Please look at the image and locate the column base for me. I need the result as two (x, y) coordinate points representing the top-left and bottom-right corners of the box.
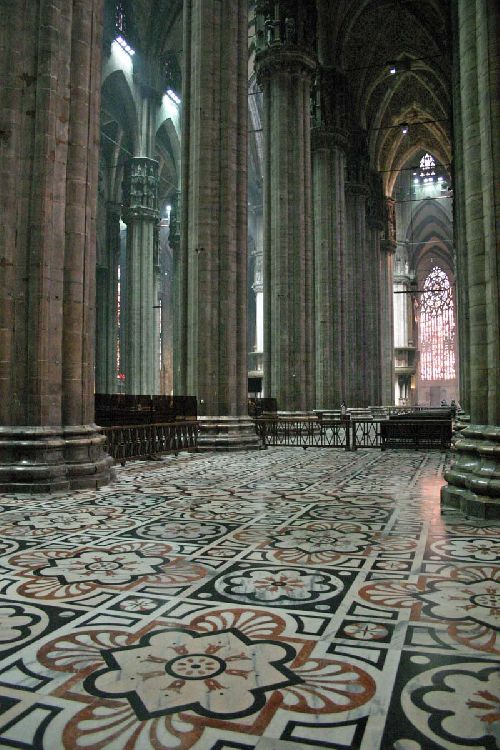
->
(197, 416), (261, 451)
(441, 424), (500, 520)
(0, 425), (115, 493)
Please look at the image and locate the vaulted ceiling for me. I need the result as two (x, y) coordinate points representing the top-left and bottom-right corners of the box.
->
(250, 0), (452, 196)
(108, 1), (452, 199)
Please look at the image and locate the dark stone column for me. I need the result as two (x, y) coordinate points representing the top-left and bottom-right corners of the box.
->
(311, 68), (348, 408)
(380, 197), (397, 406)
(255, 1), (317, 411)
(450, 3), (470, 415)
(122, 157), (160, 394)
(345, 141), (370, 406)
(95, 202), (120, 393)
(365, 171), (385, 406)
(0, 0), (113, 491)
(442, 0), (500, 518)
(175, 0), (259, 449)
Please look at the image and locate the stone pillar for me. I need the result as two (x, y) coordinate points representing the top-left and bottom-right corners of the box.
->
(380, 198), (397, 405)
(379, 246), (396, 406)
(442, 0), (500, 518)
(175, 0), (259, 449)
(451, 5), (471, 415)
(0, 0), (113, 491)
(256, 8), (316, 411)
(345, 144), (369, 406)
(365, 224), (383, 405)
(311, 68), (348, 408)
(168, 191), (181, 395)
(364, 171), (385, 406)
(95, 202), (120, 393)
(393, 268), (414, 405)
(364, 238), (382, 401)
(122, 157), (159, 394)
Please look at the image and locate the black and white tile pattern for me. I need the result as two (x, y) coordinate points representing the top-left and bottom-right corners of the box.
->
(0, 447), (498, 750)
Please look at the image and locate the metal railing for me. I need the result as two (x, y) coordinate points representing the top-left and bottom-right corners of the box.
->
(351, 419), (382, 449)
(256, 416), (385, 450)
(101, 420), (198, 464)
(257, 415), (453, 452)
(256, 417), (351, 449)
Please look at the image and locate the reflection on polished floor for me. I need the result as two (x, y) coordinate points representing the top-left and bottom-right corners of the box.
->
(0, 448), (498, 750)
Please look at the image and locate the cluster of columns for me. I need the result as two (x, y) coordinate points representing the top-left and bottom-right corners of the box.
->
(442, 0), (500, 517)
(255, 1), (392, 411)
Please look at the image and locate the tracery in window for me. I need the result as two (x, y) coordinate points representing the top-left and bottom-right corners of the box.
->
(419, 266), (455, 381)
(419, 152), (436, 177)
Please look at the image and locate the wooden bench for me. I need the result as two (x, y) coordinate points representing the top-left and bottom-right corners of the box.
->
(380, 418), (452, 450)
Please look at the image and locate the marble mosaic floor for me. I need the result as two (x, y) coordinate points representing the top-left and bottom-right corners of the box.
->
(0, 448), (498, 750)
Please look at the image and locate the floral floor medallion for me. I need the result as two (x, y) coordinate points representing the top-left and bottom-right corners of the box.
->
(0, 448), (497, 749)
(86, 626), (299, 720)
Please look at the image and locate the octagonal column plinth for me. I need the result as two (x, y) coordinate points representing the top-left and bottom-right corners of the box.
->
(0, 426), (113, 493)
(442, 426), (500, 519)
(197, 417), (264, 452)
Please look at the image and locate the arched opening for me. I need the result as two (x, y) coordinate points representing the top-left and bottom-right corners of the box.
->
(392, 149), (455, 406)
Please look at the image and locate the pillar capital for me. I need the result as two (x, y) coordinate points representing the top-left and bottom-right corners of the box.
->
(311, 65), (349, 131)
(168, 190), (181, 253)
(252, 252), (263, 295)
(106, 200), (122, 217)
(345, 180), (369, 197)
(346, 137), (370, 188)
(311, 125), (348, 152)
(122, 157), (160, 223)
(382, 195), (397, 247)
(254, 0), (317, 57)
(366, 170), (385, 230)
(380, 238), (397, 254)
(256, 47), (316, 86)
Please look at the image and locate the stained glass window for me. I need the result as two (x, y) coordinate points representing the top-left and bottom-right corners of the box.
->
(419, 266), (455, 381)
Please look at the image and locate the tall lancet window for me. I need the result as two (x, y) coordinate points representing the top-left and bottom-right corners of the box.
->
(419, 266), (456, 381)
